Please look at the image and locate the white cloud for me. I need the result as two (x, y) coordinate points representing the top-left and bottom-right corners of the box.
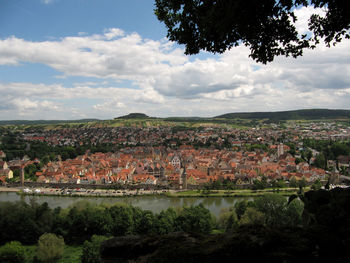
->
(293, 6), (326, 36)
(104, 28), (125, 40)
(41, 0), (54, 4)
(0, 12), (350, 119)
(0, 31), (188, 82)
(93, 100), (125, 111)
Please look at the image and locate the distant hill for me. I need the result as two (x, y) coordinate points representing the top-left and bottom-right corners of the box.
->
(116, 113), (149, 119)
(0, 119), (99, 126)
(215, 109), (350, 121)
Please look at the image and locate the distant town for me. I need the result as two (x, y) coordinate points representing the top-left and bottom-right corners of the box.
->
(1, 117), (350, 190)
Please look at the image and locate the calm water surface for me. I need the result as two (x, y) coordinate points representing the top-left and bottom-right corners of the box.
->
(0, 192), (251, 217)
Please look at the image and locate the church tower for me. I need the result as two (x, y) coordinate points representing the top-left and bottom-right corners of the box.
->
(277, 143), (284, 157)
(181, 165), (187, 189)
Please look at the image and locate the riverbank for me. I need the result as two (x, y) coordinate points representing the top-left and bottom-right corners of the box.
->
(2, 186), (173, 198)
(0, 186), (307, 198)
(0, 186), (20, 192)
(167, 187), (309, 197)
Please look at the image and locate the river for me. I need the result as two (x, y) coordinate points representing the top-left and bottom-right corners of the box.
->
(0, 192), (252, 217)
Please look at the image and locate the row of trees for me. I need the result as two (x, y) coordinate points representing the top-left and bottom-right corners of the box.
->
(0, 194), (304, 262)
(0, 194), (304, 246)
(2, 188), (349, 262)
(218, 194), (303, 230)
(0, 200), (214, 246)
(0, 132), (117, 163)
(303, 139), (350, 171)
(202, 176), (318, 191)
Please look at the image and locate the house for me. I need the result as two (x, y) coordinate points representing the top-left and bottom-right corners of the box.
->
(0, 150), (6, 160)
(0, 168), (13, 179)
(0, 176), (6, 185)
(186, 169), (208, 184)
(187, 174), (199, 185)
(338, 155), (350, 168)
(217, 160), (231, 173)
(171, 155), (181, 168)
(167, 173), (180, 184)
(133, 174), (157, 185)
(0, 161), (8, 170)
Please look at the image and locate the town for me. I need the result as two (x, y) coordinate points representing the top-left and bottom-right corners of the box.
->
(1, 120), (349, 190)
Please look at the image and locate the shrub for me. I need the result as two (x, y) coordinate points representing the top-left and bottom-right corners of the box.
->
(0, 241), (25, 263)
(240, 207), (265, 226)
(81, 235), (109, 263)
(36, 233), (65, 263)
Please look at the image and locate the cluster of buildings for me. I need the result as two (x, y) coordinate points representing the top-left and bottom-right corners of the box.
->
(30, 144), (328, 188)
(1, 121), (349, 188)
(21, 122), (350, 149)
(0, 151), (39, 184)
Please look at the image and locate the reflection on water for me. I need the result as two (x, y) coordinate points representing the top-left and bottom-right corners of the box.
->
(0, 192), (252, 217)
(223, 197), (235, 205)
(214, 198), (222, 207)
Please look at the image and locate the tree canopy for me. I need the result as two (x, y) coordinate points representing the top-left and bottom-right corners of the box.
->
(155, 0), (350, 63)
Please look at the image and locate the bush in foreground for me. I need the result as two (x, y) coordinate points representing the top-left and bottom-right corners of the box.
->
(36, 233), (65, 263)
(0, 241), (25, 263)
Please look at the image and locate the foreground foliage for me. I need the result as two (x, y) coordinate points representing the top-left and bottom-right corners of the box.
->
(81, 235), (108, 263)
(36, 233), (65, 263)
(155, 1), (350, 63)
(100, 188), (350, 262)
(0, 241), (25, 263)
(0, 188), (349, 262)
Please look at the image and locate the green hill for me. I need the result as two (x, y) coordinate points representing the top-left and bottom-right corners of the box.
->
(215, 109), (350, 121)
(0, 119), (99, 126)
(116, 113), (150, 119)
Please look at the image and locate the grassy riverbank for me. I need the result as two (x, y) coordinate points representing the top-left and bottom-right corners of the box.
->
(14, 188), (170, 198)
(167, 187), (309, 197)
(2, 186), (309, 198)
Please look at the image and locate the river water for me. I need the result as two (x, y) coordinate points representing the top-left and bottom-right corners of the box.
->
(0, 192), (251, 217)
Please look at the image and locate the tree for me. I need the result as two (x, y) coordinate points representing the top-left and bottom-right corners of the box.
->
(253, 194), (302, 227)
(239, 207), (265, 226)
(311, 179), (322, 190)
(298, 177), (307, 189)
(108, 205), (134, 236)
(36, 233), (65, 263)
(0, 201), (48, 244)
(0, 241), (25, 263)
(25, 163), (38, 180)
(137, 210), (156, 235)
(314, 153), (326, 169)
(81, 235), (109, 263)
(284, 198), (304, 226)
(155, 0), (350, 63)
(252, 176), (268, 190)
(175, 204), (214, 234)
(272, 179), (286, 188)
(218, 208), (238, 231)
(156, 208), (177, 235)
(289, 176), (298, 188)
(234, 200), (248, 220)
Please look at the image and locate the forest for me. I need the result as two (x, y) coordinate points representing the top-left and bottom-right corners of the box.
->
(0, 188), (349, 262)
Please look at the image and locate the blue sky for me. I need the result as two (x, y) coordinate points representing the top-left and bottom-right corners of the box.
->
(0, 0), (350, 120)
(0, 0), (167, 85)
(1, 0), (164, 39)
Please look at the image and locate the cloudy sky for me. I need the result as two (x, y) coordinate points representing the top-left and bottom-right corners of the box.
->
(0, 0), (349, 120)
